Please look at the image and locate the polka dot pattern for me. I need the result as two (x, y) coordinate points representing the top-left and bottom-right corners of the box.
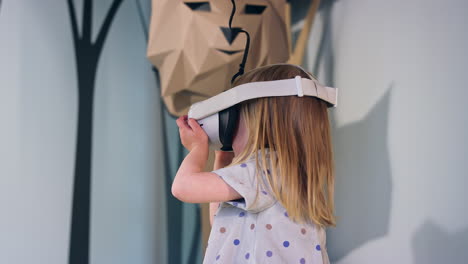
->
(207, 159), (328, 263)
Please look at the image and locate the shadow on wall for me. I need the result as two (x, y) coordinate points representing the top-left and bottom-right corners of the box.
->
(327, 88), (393, 262)
(304, 0), (394, 261)
(412, 220), (468, 263)
(289, 0), (314, 25)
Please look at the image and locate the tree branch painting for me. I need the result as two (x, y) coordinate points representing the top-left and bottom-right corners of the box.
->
(67, 1), (124, 263)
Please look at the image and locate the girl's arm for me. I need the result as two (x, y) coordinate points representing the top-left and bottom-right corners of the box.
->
(172, 116), (241, 204)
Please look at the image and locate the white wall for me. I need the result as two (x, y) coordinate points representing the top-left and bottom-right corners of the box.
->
(0, 1), (166, 263)
(306, 0), (468, 263)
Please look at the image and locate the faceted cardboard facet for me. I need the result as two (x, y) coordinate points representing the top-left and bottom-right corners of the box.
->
(147, 0), (290, 116)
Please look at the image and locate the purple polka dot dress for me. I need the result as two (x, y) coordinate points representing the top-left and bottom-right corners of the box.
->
(203, 154), (329, 264)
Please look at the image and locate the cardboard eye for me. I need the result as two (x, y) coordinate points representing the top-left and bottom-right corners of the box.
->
(184, 2), (211, 12)
(244, 4), (267, 14)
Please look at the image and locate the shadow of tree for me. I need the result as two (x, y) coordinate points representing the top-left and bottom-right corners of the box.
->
(412, 220), (468, 264)
(327, 88), (393, 262)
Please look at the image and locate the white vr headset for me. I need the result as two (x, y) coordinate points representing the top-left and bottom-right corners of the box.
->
(188, 71), (338, 151)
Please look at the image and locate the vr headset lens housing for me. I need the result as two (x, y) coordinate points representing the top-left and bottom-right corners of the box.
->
(197, 106), (240, 151)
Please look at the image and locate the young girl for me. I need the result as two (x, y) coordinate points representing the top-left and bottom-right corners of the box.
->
(173, 64), (335, 263)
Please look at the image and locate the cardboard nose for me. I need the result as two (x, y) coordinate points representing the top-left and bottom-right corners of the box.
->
(220, 27), (242, 45)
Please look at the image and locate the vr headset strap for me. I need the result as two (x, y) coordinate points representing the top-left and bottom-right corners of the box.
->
(189, 77), (337, 120)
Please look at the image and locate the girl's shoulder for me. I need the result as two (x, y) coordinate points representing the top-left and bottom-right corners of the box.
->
(212, 154), (276, 213)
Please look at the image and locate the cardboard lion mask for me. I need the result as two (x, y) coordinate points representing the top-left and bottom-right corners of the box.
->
(147, 0), (320, 116)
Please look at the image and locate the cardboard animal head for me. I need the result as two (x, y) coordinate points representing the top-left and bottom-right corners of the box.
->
(147, 0), (290, 116)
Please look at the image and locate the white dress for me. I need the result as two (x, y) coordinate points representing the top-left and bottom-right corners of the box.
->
(203, 153), (329, 264)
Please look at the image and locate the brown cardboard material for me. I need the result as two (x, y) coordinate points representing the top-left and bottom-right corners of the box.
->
(148, 0), (291, 116)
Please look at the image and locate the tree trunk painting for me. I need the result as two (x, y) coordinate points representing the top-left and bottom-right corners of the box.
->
(66, 1), (124, 263)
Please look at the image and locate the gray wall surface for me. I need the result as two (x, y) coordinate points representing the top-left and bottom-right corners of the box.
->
(0, 0), (169, 263)
(306, 0), (468, 263)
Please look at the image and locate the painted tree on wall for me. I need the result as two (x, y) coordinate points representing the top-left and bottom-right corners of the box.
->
(66, 0), (124, 263)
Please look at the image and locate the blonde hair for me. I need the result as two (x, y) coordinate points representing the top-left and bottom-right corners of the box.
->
(230, 64), (336, 227)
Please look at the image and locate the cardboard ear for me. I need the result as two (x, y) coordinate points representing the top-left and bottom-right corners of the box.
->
(287, 0), (321, 65)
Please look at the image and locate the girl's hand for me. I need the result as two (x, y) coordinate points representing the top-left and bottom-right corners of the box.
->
(176, 115), (208, 152)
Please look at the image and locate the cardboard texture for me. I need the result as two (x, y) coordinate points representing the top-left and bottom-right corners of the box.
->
(148, 0), (293, 116)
